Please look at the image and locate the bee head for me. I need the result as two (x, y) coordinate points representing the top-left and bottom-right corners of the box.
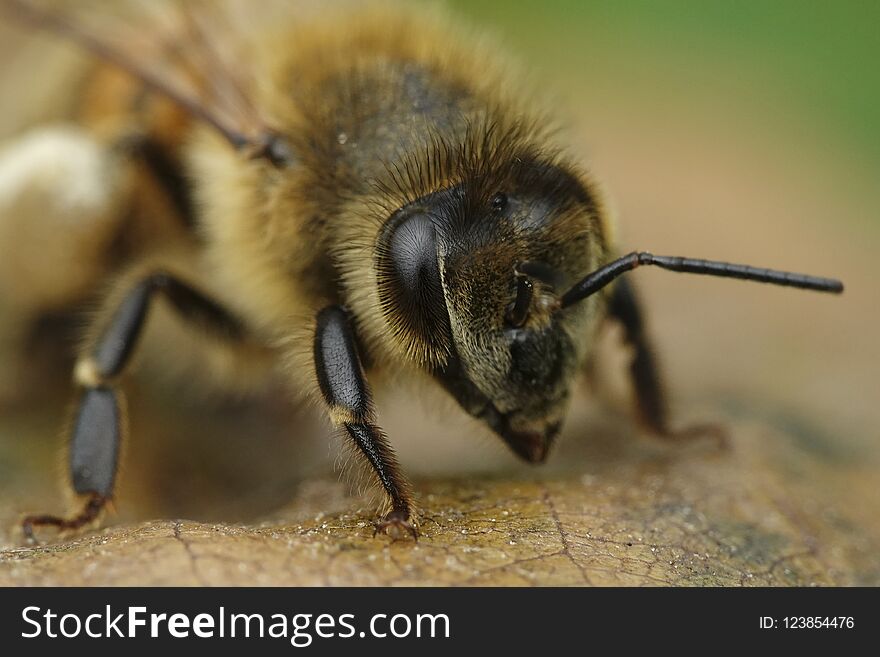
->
(376, 155), (604, 463)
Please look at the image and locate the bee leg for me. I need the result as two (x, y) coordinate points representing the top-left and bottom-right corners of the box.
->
(21, 272), (245, 542)
(608, 278), (728, 447)
(313, 306), (417, 541)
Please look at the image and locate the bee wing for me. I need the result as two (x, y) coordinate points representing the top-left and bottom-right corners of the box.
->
(3, 0), (288, 163)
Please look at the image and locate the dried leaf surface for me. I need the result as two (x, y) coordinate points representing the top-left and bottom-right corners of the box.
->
(2, 417), (877, 586)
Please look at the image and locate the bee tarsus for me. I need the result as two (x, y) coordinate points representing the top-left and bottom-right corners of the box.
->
(314, 306), (416, 539)
(21, 493), (106, 543)
(373, 509), (419, 542)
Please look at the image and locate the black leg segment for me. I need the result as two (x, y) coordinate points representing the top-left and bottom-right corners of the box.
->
(22, 271), (245, 541)
(22, 387), (123, 541)
(607, 279), (727, 446)
(93, 272), (244, 378)
(607, 278), (669, 435)
(70, 387), (122, 497)
(314, 305), (416, 539)
(314, 306), (371, 421)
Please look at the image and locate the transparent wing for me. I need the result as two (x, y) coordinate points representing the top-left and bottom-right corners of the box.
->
(2, 0), (289, 163)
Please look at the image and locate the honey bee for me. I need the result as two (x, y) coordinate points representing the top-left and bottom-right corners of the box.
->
(1, 0), (842, 541)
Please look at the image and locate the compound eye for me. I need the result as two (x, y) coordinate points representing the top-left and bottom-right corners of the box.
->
(377, 210), (451, 362)
(387, 212), (438, 300)
(505, 274), (533, 328)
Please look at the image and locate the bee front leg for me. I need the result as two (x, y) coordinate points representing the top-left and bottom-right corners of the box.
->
(313, 306), (416, 541)
(21, 271), (245, 542)
(607, 278), (727, 447)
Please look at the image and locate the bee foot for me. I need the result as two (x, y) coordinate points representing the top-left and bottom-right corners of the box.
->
(19, 494), (106, 545)
(373, 510), (418, 541)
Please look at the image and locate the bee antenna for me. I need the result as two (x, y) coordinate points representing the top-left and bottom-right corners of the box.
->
(559, 251), (844, 308)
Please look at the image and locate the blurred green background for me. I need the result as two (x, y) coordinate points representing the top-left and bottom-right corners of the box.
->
(439, 0), (879, 471)
(449, 0), (879, 231)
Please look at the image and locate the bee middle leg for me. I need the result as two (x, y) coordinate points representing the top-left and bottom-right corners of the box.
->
(607, 278), (727, 446)
(21, 271), (245, 541)
(313, 305), (416, 540)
